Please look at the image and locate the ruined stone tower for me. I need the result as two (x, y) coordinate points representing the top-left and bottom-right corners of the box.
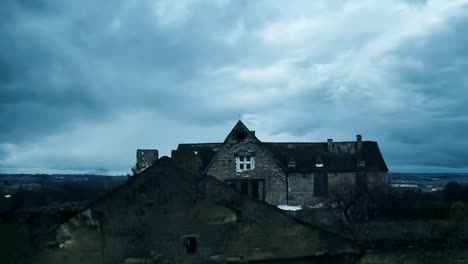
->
(131, 149), (158, 175)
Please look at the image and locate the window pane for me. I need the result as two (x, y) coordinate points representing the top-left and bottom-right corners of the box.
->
(241, 182), (248, 194)
(246, 163), (251, 170)
(239, 163), (244, 170)
(314, 174), (328, 197)
(252, 181), (259, 199)
(183, 237), (197, 254)
(246, 157), (251, 162)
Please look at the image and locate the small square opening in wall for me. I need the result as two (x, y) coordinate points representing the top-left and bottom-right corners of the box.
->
(182, 236), (197, 254)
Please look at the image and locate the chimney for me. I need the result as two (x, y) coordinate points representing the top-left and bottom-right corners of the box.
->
(251, 131), (256, 136)
(356, 135), (362, 150)
(327, 139), (333, 152)
(137, 149), (159, 164)
(134, 149), (159, 174)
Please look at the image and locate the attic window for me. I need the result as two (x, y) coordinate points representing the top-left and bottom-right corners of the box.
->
(236, 156), (255, 172)
(315, 163), (324, 168)
(357, 160), (366, 167)
(235, 131), (247, 141)
(194, 151), (198, 155)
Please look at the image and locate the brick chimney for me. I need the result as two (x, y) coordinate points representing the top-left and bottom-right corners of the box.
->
(327, 139), (333, 152)
(356, 135), (362, 150)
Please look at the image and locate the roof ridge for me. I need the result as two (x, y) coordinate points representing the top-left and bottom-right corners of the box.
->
(178, 143), (222, 145)
(263, 141), (377, 144)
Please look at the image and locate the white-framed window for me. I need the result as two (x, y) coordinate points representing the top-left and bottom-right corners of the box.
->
(236, 156), (255, 172)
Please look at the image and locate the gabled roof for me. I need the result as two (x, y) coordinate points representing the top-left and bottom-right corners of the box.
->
(177, 143), (221, 172)
(223, 120), (260, 143)
(263, 141), (388, 173)
(175, 121), (388, 173)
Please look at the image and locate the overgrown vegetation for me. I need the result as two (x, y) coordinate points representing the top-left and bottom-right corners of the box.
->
(331, 181), (468, 222)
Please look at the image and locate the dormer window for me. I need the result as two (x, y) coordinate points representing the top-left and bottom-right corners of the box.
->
(236, 156), (255, 172)
(315, 156), (324, 168)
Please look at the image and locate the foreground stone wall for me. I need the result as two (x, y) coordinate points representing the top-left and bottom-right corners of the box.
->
(21, 158), (356, 264)
(290, 209), (468, 264)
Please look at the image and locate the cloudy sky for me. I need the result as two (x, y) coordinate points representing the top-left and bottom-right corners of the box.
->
(1, 0), (467, 175)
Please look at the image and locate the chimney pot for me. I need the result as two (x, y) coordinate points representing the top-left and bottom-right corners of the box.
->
(251, 131), (256, 136)
(327, 139), (333, 152)
(356, 134), (362, 150)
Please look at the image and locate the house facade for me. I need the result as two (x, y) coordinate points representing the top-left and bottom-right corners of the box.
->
(171, 121), (388, 206)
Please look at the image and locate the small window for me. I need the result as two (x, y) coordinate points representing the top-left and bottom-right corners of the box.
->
(182, 236), (197, 254)
(313, 174), (328, 197)
(226, 180), (262, 200)
(240, 181), (249, 194)
(236, 156), (255, 172)
(251, 181), (259, 198)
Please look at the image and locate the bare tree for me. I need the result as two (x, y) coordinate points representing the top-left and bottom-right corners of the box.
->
(328, 177), (387, 223)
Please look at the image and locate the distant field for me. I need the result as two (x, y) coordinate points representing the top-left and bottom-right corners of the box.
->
(0, 174), (128, 212)
(388, 173), (468, 192)
(1, 173), (468, 198)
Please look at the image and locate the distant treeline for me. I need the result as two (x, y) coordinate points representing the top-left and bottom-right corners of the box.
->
(374, 181), (468, 220)
(0, 173), (127, 178)
(0, 175), (128, 214)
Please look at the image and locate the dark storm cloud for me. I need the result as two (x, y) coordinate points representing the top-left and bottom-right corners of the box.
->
(0, 0), (103, 143)
(1, 0), (468, 173)
(0, 0), (238, 142)
(381, 13), (468, 170)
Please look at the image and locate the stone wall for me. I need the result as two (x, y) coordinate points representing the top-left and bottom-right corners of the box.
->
(205, 131), (288, 205)
(291, 209), (468, 264)
(288, 172), (387, 206)
(22, 158), (357, 264)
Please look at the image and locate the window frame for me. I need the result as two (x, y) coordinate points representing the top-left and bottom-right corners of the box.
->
(236, 156), (255, 172)
(225, 179), (264, 200)
(313, 173), (328, 197)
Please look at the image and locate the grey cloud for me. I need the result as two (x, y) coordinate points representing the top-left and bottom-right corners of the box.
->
(1, 0), (468, 173)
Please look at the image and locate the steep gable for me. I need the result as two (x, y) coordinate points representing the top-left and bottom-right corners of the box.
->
(202, 121), (289, 204)
(222, 120), (260, 144)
